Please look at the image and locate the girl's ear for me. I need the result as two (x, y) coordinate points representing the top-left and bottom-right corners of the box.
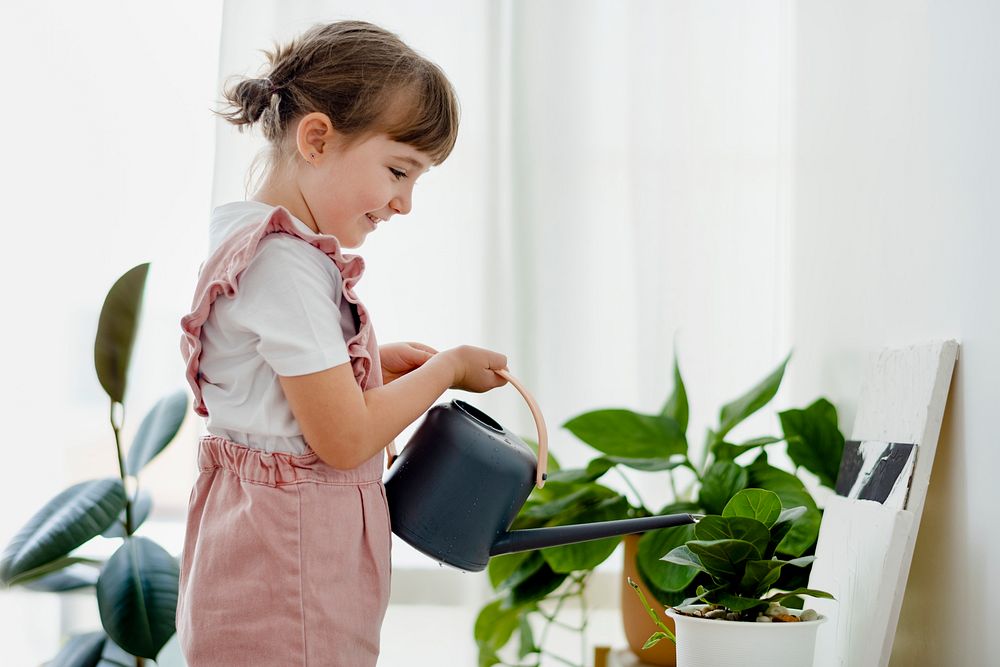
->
(295, 112), (339, 163)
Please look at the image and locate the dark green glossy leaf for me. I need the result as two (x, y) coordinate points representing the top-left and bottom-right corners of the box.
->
(488, 551), (535, 589)
(713, 436), (783, 462)
(661, 545), (706, 573)
(661, 354), (689, 436)
(126, 390), (187, 475)
(102, 489), (153, 539)
(546, 457), (614, 484)
(767, 506), (807, 556)
(506, 560), (567, 607)
(780, 398), (845, 489)
(694, 516), (769, 557)
(698, 462), (748, 515)
(687, 539), (761, 580)
(637, 523), (699, 592)
(722, 489), (782, 528)
(96, 537), (179, 659)
(764, 587), (835, 604)
(717, 354), (790, 438)
(23, 563), (100, 592)
(603, 456), (689, 472)
(490, 551), (544, 591)
(739, 556), (814, 597)
(711, 591), (770, 613)
(6, 555), (100, 587)
(564, 409), (686, 460)
(776, 506), (822, 557)
(94, 263), (149, 403)
(1, 478), (126, 583)
(541, 495), (631, 572)
(50, 631), (105, 667)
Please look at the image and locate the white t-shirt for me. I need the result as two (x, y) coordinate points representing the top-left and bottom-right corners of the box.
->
(198, 200), (357, 454)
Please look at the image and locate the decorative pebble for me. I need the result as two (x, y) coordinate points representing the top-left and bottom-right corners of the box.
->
(774, 614), (801, 622)
(725, 613), (741, 621)
(765, 604), (789, 617)
(756, 615), (772, 623)
(800, 609), (819, 622)
(705, 609), (729, 619)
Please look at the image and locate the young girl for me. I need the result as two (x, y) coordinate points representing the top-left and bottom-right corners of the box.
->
(177, 20), (507, 666)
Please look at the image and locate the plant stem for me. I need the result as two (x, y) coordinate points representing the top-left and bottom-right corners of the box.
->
(613, 467), (647, 511)
(110, 401), (133, 535)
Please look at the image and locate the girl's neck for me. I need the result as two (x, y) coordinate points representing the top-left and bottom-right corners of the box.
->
(251, 175), (319, 234)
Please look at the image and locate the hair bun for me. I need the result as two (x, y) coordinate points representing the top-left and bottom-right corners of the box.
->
(218, 76), (278, 134)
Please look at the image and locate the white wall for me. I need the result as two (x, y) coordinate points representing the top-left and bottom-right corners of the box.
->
(790, 1), (999, 664)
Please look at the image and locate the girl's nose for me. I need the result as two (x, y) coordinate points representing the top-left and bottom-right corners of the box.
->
(390, 191), (412, 216)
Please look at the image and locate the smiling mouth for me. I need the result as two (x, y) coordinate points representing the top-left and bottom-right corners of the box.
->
(365, 213), (382, 227)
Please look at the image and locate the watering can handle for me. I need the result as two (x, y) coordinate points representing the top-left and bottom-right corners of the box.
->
(493, 369), (548, 489)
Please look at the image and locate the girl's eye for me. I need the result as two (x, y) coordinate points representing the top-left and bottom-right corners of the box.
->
(389, 168), (407, 181)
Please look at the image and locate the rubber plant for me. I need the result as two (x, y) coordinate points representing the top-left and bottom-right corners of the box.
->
(474, 352), (844, 667)
(0, 263), (187, 666)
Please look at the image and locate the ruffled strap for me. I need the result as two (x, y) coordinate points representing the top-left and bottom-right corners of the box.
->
(179, 204), (395, 464)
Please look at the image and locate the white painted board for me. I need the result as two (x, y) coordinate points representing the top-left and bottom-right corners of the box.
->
(809, 340), (958, 667)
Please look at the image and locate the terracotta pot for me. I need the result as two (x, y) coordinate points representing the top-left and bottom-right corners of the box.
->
(621, 534), (677, 666)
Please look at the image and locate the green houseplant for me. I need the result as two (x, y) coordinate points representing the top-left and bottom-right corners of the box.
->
(628, 487), (834, 666)
(474, 353), (844, 667)
(0, 263), (187, 666)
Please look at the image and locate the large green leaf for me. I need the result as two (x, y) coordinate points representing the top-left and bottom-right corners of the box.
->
(541, 495), (631, 572)
(764, 587), (835, 605)
(636, 523), (699, 593)
(5, 555), (101, 587)
(717, 354), (790, 438)
(698, 461), (748, 515)
(780, 398), (845, 489)
(546, 457), (615, 484)
(506, 560), (568, 607)
(126, 390), (187, 475)
(50, 631), (106, 667)
(563, 409), (686, 460)
(1, 478), (126, 583)
(739, 556), (814, 597)
(694, 516), (769, 557)
(24, 563), (100, 592)
(96, 537), (179, 659)
(722, 489), (782, 528)
(489, 551), (544, 591)
(474, 599), (521, 667)
(517, 613), (538, 660)
(660, 354), (689, 436)
(687, 539), (761, 580)
(94, 263), (149, 403)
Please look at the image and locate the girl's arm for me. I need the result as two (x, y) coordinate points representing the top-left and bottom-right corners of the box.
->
(278, 345), (507, 469)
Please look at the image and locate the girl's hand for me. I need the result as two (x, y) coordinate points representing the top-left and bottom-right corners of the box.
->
(439, 345), (509, 393)
(379, 341), (438, 384)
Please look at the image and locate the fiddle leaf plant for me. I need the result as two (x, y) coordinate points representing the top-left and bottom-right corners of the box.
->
(0, 263), (187, 665)
(475, 351), (844, 667)
(662, 488), (834, 617)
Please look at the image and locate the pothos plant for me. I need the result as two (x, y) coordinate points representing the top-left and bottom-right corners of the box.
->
(474, 352), (844, 667)
(0, 263), (187, 666)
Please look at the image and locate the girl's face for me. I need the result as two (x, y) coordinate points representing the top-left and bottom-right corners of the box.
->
(297, 118), (432, 248)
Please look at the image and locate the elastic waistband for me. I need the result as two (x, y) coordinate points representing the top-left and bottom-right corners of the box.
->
(197, 435), (382, 487)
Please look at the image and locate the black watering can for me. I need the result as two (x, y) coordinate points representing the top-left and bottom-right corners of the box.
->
(383, 369), (700, 572)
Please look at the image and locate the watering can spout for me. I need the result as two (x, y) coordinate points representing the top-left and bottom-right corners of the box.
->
(489, 513), (702, 557)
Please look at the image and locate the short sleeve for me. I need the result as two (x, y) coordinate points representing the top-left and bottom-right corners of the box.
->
(228, 235), (351, 376)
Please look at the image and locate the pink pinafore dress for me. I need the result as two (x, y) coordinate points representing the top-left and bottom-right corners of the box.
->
(176, 205), (397, 666)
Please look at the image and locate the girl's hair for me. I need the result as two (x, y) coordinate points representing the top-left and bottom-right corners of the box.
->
(216, 20), (459, 192)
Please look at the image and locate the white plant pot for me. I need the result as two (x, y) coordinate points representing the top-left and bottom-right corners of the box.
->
(666, 605), (826, 667)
